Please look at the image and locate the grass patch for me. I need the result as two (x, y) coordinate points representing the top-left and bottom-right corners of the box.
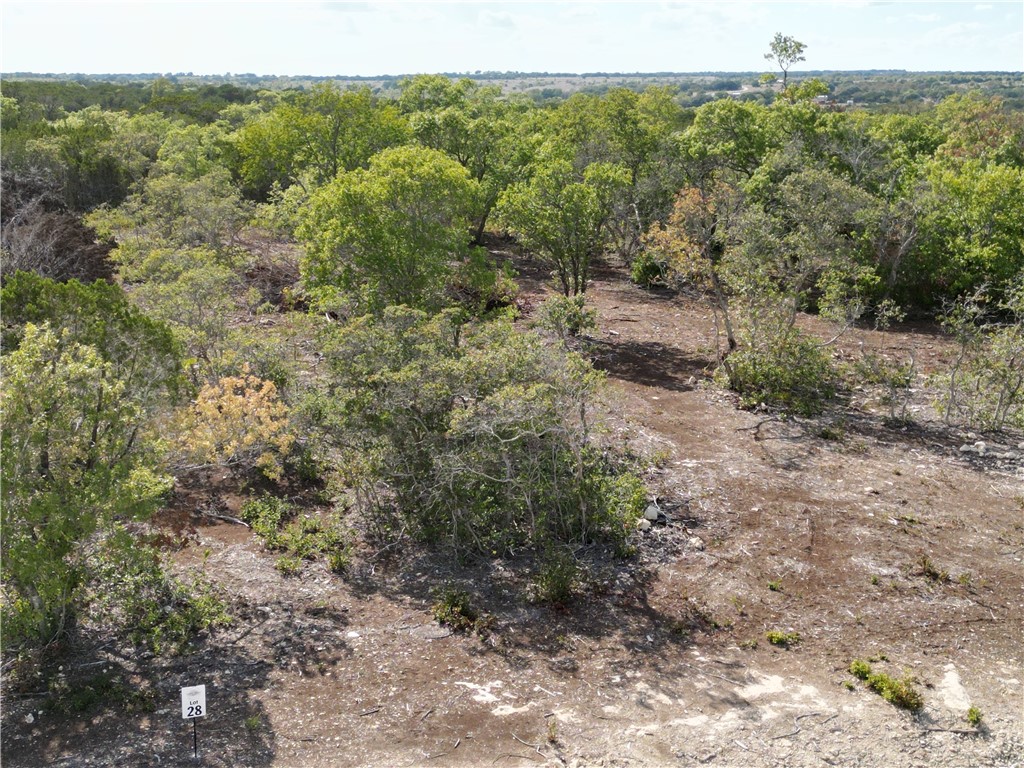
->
(765, 630), (800, 648)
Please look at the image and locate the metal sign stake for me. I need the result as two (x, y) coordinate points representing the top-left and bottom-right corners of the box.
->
(181, 684), (207, 762)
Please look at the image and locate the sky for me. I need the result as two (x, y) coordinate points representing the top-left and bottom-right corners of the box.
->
(2, 1), (1022, 77)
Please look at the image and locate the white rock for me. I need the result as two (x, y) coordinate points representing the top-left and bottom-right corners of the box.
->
(974, 441), (987, 455)
(644, 505), (661, 521)
(637, 519), (652, 531)
(687, 537), (705, 551)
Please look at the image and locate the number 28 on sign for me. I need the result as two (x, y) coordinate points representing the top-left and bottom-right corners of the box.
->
(181, 685), (206, 719)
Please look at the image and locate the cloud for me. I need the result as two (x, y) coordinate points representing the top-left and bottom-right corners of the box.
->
(479, 9), (516, 29)
(974, 3), (993, 10)
(907, 13), (941, 22)
(321, 2), (374, 13)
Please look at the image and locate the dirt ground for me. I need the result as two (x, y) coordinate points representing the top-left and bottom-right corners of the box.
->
(4, 253), (1023, 768)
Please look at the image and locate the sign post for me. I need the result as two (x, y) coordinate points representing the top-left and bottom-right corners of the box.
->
(181, 685), (207, 761)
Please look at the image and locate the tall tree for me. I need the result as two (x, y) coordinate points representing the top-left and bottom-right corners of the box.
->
(1, 275), (182, 647)
(497, 159), (629, 296)
(298, 145), (481, 314)
(764, 33), (807, 91)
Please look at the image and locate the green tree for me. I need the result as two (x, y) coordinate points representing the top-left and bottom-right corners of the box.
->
(678, 99), (778, 180)
(704, 169), (882, 414)
(1, 271), (185, 649)
(316, 307), (645, 557)
(764, 33), (807, 91)
(913, 157), (1024, 302)
(1, 272), (184, 409)
(404, 77), (533, 243)
(88, 164), (252, 254)
(298, 145), (482, 313)
(1, 324), (173, 647)
(497, 159), (629, 296)
(232, 84), (409, 198)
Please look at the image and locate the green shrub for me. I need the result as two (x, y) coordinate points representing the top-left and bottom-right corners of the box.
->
(849, 659), (872, 680)
(723, 330), (836, 416)
(866, 672), (923, 711)
(533, 549), (580, 605)
(936, 279), (1024, 430)
(534, 294), (597, 341)
(765, 630), (801, 648)
(317, 307), (647, 559)
(274, 556), (302, 576)
(241, 495), (291, 548)
(431, 586), (478, 632)
(326, 548), (351, 574)
(630, 250), (668, 288)
(450, 252), (520, 314)
(84, 527), (230, 655)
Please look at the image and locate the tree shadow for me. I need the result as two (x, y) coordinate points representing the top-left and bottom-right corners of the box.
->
(589, 337), (710, 392)
(0, 595), (353, 767)
(341, 531), (718, 690)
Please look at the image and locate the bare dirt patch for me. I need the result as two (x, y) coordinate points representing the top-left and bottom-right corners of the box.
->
(4, 256), (1022, 767)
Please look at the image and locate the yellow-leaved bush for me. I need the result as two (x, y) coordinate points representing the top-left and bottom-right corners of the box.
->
(178, 366), (294, 480)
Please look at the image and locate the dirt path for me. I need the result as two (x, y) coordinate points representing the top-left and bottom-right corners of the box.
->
(4, 259), (1023, 767)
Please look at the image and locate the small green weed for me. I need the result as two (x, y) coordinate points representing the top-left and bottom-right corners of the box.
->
(816, 423), (846, 441)
(740, 638), (758, 650)
(729, 595), (748, 615)
(842, 680), (856, 691)
(546, 716), (559, 745)
(48, 672), (122, 715)
(916, 555), (950, 583)
(275, 556), (302, 576)
(765, 630), (801, 648)
(966, 705), (983, 727)
(767, 580), (784, 592)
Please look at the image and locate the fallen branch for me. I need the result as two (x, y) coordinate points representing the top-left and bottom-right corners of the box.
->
(492, 753), (541, 764)
(770, 710), (826, 740)
(736, 417), (785, 441)
(199, 510), (250, 527)
(426, 737), (461, 759)
(512, 733), (545, 758)
(922, 726), (980, 735)
(359, 707), (380, 717)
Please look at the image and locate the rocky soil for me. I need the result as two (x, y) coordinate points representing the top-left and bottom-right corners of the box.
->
(3, 254), (1022, 767)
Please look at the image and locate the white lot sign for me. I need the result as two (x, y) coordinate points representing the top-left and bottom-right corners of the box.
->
(181, 685), (207, 720)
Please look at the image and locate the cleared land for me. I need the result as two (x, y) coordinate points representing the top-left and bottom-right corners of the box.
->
(3, 250), (1022, 767)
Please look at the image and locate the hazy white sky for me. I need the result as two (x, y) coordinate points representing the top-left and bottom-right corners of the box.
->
(2, 1), (1021, 76)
